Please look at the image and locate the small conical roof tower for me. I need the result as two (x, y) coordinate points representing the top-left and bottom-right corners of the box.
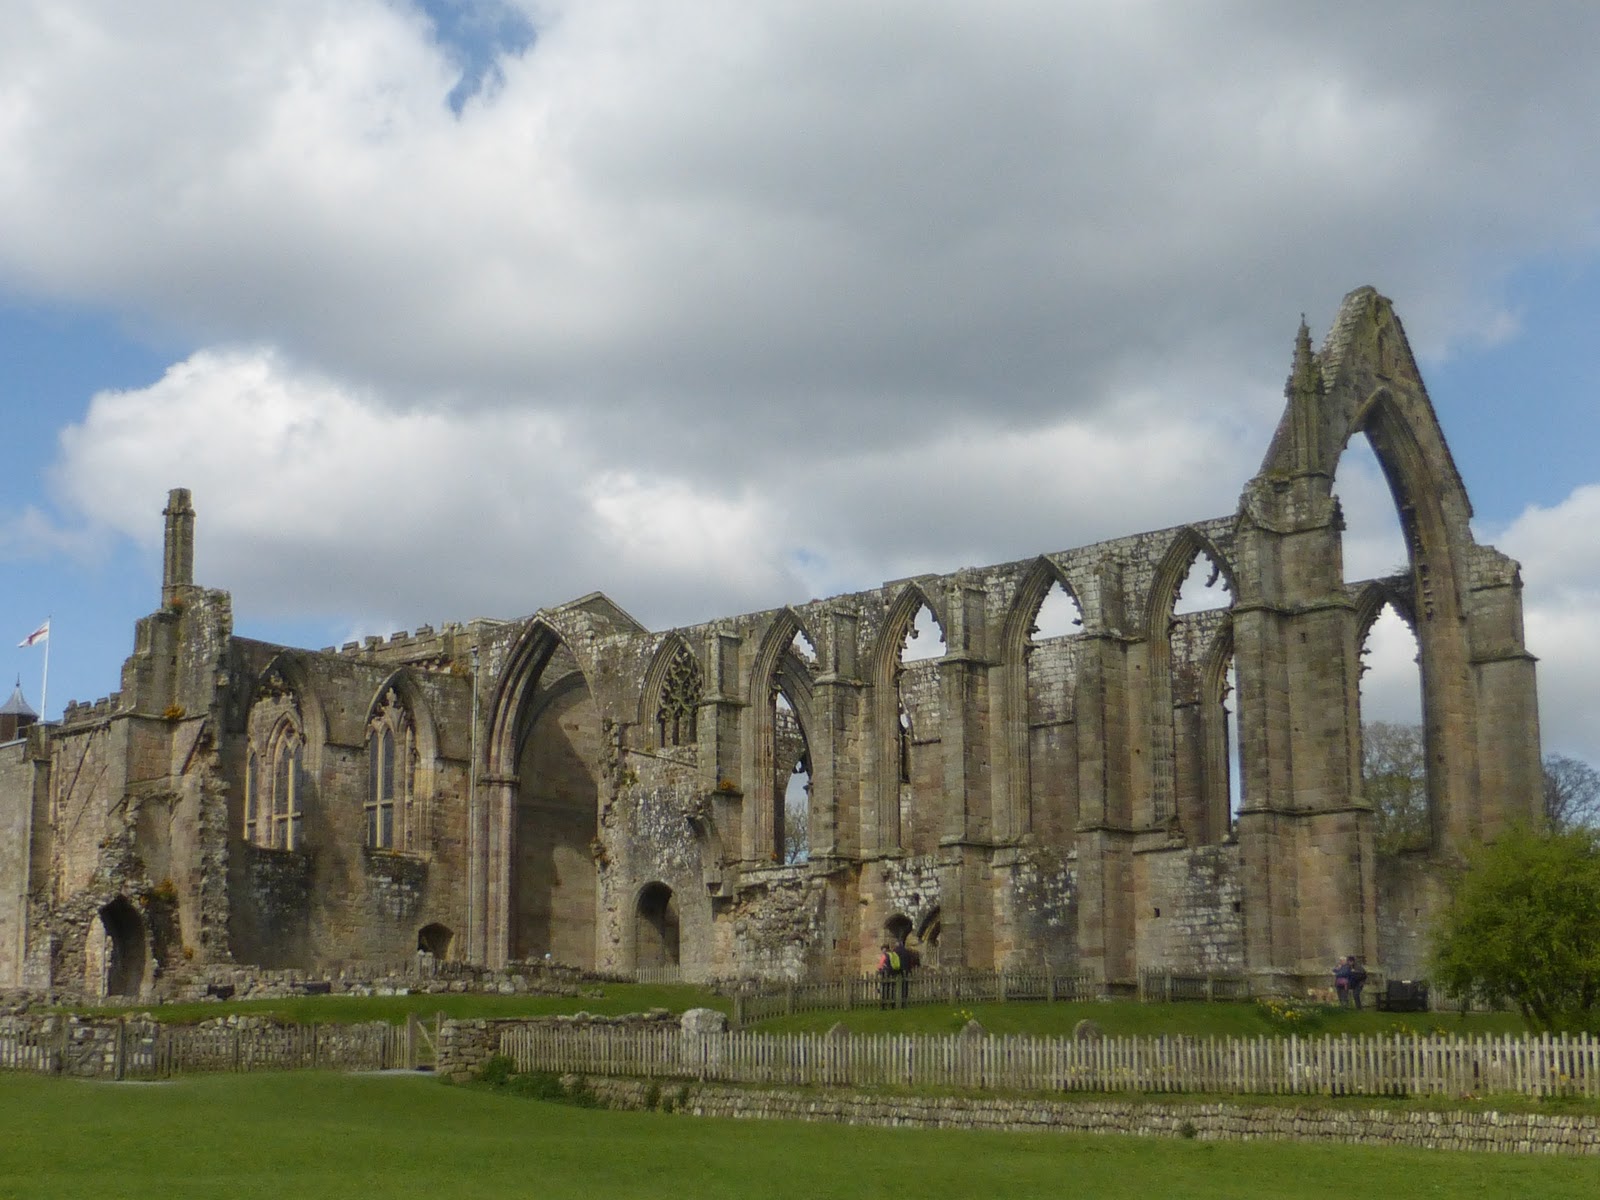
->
(0, 678), (37, 741)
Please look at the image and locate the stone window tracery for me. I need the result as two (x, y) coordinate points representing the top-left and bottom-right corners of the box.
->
(263, 719), (304, 850)
(366, 689), (416, 851)
(242, 669), (311, 851)
(656, 644), (702, 748)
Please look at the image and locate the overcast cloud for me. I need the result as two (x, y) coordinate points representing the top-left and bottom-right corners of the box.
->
(4, 1), (1599, 761)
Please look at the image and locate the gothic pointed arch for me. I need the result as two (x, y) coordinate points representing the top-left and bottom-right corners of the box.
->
(364, 669), (437, 854)
(745, 609), (817, 863)
(1144, 527), (1237, 638)
(242, 654), (323, 851)
(640, 633), (704, 751)
(480, 615), (605, 969)
(996, 557), (1085, 844)
(868, 583), (949, 855)
(1351, 579), (1417, 648)
(1145, 529), (1235, 831)
(1190, 619), (1237, 845)
(872, 583), (949, 677)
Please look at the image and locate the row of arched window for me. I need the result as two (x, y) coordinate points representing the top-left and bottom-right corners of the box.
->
(242, 688), (420, 854)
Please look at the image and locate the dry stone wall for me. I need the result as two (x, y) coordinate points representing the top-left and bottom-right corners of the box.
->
(577, 1077), (1600, 1156)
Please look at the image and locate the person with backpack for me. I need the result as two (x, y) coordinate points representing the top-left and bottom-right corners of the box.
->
(877, 943), (903, 1009)
(1333, 956), (1353, 1007)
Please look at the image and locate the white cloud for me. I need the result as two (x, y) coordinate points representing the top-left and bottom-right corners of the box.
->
(1493, 489), (1600, 766)
(4, 1), (1599, 771)
(5, 0), (1600, 453)
(50, 349), (800, 627)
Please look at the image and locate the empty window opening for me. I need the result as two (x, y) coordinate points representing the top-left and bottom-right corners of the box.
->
(1030, 580), (1084, 641)
(900, 604), (947, 663)
(1360, 602), (1428, 852)
(1173, 549), (1233, 615)
(1334, 435), (1410, 582)
(775, 694), (811, 864)
(1224, 658), (1242, 829)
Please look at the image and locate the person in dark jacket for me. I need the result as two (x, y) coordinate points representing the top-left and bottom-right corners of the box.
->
(1348, 956), (1369, 1010)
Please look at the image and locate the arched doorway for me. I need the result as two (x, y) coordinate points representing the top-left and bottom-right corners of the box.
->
(635, 883), (680, 969)
(92, 897), (146, 998)
(417, 923), (454, 960)
(511, 645), (603, 968)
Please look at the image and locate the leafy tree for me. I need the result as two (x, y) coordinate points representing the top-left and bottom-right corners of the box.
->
(1362, 721), (1429, 852)
(1431, 825), (1600, 1033)
(1543, 753), (1600, 832)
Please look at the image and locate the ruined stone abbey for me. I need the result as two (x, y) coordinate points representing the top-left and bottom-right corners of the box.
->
(0, 288), (1544, 999)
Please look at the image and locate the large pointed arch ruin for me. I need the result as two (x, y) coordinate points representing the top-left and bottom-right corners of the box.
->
(0, 287), (1541, 998)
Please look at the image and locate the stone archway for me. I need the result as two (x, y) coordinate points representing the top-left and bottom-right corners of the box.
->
(417, 923), (454, 960)
(635, 883), (680, 969)
(91, 897), (147, 998)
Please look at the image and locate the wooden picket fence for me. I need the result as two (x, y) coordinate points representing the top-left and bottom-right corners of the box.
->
(731, 969), (1096, 1026)
(0, 1020), (404, 1079)
(1138, 969), (1254, 1003)
(499, 1024), (1600, 1101)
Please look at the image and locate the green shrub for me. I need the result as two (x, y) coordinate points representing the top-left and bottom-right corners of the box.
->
(476, 1054), (515, 1086)
(505, 1071), (569, 1102)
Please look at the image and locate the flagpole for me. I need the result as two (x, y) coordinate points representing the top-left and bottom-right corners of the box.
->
(39, 616), (50, 724)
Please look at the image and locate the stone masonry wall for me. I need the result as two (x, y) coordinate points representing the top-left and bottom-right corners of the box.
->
(578, 1077), (1600, 1156)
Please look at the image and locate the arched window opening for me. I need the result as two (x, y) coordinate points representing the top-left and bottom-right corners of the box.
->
(656, 642), (702, 748)
(895, 603), (946, 854)
(774, 691), (811, 864)
(1224, 658), (1242, 831)
(1025, 579), (1083, 845)
(267, 723), (305, 850)
(1165, 548), (1233, 833)
(242, 671), (311, 851)
(417, 923), (454, 960)
(366, 689), (416, 851)
(1334, 434), (1411, 583)
(760, 624), (814, 864)
(636, 883), (680, 968)
(1360, 602), (1428, 852)
(1030, 580), (1083, 642)
(900, 604), (947, 662)
(1173, 549), (1233, 614)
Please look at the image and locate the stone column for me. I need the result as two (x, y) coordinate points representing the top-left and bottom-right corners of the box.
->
(809, 608), (863, 863)
(162, 488), (196, 607)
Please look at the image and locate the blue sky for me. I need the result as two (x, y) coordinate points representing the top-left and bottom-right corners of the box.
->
(2, 1), (1598, 772)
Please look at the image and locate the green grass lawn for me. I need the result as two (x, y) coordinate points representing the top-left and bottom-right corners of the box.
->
(0, 1071), (1595, 1200)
